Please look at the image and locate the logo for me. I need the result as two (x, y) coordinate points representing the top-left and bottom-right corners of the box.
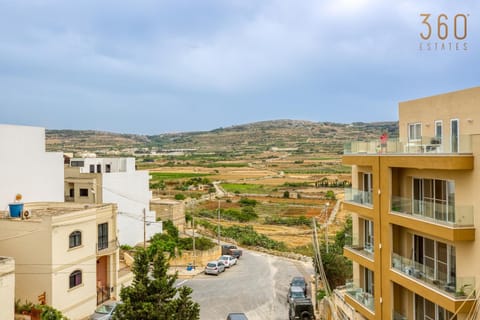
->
(419, 13), (469, 51)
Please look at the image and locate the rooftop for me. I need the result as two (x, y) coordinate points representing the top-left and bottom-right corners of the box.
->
(1, 202), (109, 220)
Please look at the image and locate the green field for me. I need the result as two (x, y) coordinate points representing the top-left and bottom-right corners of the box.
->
(150, 172), (213, 181)
(221, 183), (274, 194)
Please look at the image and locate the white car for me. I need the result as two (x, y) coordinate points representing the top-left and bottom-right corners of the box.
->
(218, 255), (237, 268)
(204, 260), (226, 275)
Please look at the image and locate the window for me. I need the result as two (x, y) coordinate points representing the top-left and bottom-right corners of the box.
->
(364, 220), (374, 253)
(434, 120), (443, 144)
(364, 268), (374, 295)
(362, 173), (373, 205)
(450, 119), (459, 153)
(70, 160), (85, 167)
(69, 231), (82, 248)
(97, 164), (102, 173)
(79, 188), (89, 197)
(408, 123), (422, 141)
(69, 270), (82, 288)
(89, 164), (95, 173)
(98, 223), (108, 250)
(69, 188), (74, 197)
(106, 164), (111, 173)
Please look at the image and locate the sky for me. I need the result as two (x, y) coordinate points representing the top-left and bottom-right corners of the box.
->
(0, 0), (479, 135)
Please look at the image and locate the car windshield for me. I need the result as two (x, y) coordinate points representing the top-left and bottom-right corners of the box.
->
(207, 262), (216, 267)
(95, 304), (114, 314)
(291, 290), (304, 298)
(292, 278), (304, 286)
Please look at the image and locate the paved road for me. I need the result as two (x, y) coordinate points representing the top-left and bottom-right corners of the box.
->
(178, 249), (314, 320)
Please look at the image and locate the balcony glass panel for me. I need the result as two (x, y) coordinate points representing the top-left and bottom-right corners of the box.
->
(391, 253), (475, 299)
(344, 236), (374, 260)
(344, 135), (471, 154)
(393, 312), (408, 320)
(345, 281), (375, 312)
(391, 196), (474, 227)
(345, 188), (373, 207)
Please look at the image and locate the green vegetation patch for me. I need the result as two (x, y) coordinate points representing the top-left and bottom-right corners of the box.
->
(150, 172), (212, 181)
(221, 183), (274, 194)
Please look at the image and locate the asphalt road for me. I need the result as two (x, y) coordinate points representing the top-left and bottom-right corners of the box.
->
(178, 249), (314, 320)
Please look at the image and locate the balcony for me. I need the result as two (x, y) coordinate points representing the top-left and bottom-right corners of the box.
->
(391, 253), (475, 300)
(344, 188), (373, 207)
(390, 196), (475, 241)
(393, 312), (408, 320)
(97, 239), (118, 255)
(345, 282), (375, 314)
(344, 135), (472, 155)
(344, 236), (375, 269)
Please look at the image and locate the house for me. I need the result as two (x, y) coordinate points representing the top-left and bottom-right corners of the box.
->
(150, 199), (185, 232)
(338, 87), (480, 319)
(65, 157), (162, 246)
(0, 202), (119, 320)
(0, 124), (64, 210)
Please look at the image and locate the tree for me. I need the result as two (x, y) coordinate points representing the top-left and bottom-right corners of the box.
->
(114, 248), (200, 320)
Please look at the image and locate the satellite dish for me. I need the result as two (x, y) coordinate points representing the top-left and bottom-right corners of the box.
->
(22, 209), (31, 220)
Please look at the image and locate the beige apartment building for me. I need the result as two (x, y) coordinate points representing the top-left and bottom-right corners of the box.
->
(0, 256), (15, 320)
(150, 199), (186, 232)
(336, 87), (480, 319)
(0, 202), (119, 320)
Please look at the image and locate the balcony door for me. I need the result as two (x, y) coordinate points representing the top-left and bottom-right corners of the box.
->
(362, 173), (373, 205)
(364, 220), (374, 253)
(414, 294), (456, 320)
(413, 235), (456, 286)
(98, 223), (109, 250)
(412, 178), (455, 223)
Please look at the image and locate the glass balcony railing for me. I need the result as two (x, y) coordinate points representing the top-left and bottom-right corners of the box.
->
(344, 188), (373, 207)
(344, 136), (472, 154)
(345, 281), (375, 312)
(391, 253), (475, 299)
(344, 236), (374, 259)
(391, 196), (474, 227)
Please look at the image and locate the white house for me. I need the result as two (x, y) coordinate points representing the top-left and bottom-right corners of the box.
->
(65, 158), (162, 246)
(0, 124), (64, 210)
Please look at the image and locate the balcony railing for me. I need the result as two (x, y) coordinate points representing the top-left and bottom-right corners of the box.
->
(345, 281), (375, 312)
(393, 312), (408, 320)
(333, 286), (356, 320)
(391, 196), (474, 227)
(97, 240), (118, 253)
(344, 136), (472, 155)
(391, 253), (475, 299)
(344, 188), (373, 207)
(344, 236), (374, 260)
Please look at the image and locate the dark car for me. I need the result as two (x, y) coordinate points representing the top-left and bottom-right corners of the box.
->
(288, 298), (315, 320)
(226, 313), (248, 320)
(287, 286), (306, 303)
(290, 276), (307, 295)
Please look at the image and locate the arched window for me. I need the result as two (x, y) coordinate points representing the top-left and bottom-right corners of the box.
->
(69, 231), (82, 248)
(69, 270), (82, 288)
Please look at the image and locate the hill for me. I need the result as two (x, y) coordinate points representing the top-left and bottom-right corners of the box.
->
(46, 120), (398, 155)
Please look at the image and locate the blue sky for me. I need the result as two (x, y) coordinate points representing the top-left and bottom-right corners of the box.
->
(1, 0), (479, 134)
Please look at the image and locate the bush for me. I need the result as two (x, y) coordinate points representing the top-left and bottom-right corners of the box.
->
(238, 198), (257, 207)
(174, 194), (186, 200)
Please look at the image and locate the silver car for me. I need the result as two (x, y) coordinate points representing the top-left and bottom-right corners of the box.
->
(218, 255), (237, 268)
(204, 260), (226, 275)
(89, 301), (121, 320)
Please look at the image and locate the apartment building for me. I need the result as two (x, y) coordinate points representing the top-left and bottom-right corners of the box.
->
(0, 202), (119, 320)
(65, 157), (162, 246)
(338, 87), (480, 320)
(150, 199), (185, 232)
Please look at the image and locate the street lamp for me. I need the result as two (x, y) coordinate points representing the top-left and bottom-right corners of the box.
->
(324, 202), (330, 253)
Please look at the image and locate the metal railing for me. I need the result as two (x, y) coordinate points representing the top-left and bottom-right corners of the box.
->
(344, 188), (373, 207)
(96, 285), (112, 305)
(391, 253), (475, 299)
(391, 196), (474, 227)
(344, 135), (472, 155)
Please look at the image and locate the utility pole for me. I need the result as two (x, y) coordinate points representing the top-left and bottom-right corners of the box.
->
(143, 208), (146, 249)
(324, 203), (330, 253)
(217, 199), (221, 246)
(192, 215), (196, 269)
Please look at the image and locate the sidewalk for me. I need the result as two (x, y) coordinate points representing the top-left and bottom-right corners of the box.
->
(168, 266), (204, 279)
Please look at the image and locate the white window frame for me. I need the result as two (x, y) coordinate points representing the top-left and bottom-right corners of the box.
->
(408, 123), (422, 142)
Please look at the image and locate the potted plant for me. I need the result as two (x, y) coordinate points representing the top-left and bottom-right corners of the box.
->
(8, 193), (24, 218)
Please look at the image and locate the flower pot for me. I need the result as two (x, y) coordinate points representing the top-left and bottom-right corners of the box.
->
(8, 203), (24, 218)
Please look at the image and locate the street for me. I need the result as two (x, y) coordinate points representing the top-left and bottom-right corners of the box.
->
(178, 249), (314, 320)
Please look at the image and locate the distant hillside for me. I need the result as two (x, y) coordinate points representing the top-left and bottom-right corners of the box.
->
(46, 120), (398, 155)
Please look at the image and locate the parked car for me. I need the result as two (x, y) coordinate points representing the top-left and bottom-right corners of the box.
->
(89, 301), (121, 320)
(204, 260), (226, 275)
(287, 286), (306, 303)
(221, 244), (243, 259)
(290, 276), (307, 295)
(288, 298), (315, 320)
(218, 254), (237, 268)
(226, 313), (249, 320)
